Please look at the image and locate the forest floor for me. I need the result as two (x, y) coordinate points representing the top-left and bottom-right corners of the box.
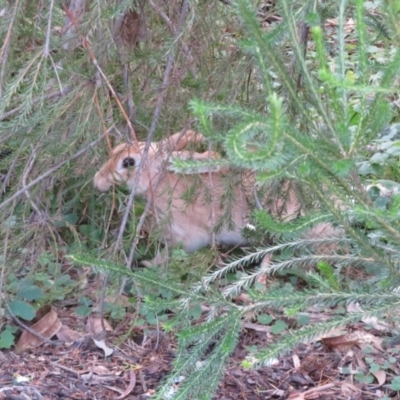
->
(1, 301), (398, 400)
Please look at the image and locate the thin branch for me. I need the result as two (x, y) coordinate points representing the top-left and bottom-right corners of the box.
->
(149, 0), (197, 76)
(63, 5), (137, 142)
(44, 0), (55, 57)
(0, 136), (104, 212)
(21, 144), (40, 215)
(115, 0), (191, 264)
(0, 86), (72, 122)
(0, 0), (20, 98)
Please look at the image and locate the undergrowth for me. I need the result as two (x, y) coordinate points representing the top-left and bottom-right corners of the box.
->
(2, 0), (400, 399)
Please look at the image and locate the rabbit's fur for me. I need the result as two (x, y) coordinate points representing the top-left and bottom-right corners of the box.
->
(94, 130), (342, 264)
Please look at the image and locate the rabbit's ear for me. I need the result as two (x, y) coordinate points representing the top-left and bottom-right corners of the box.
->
(112, 142), (141, 156)
(160, 130), (205, 152)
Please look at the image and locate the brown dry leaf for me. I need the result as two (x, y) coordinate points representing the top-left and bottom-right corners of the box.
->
(242, 322), (270, 333)
(325, 17), (355, 32)
(56, 324), (83, 343)
(81, 371), (119, 383)
(354, 351), (367, 373)
(341, 381), (361, 397)
(86, 316), (114, 357)
(325, 18), (338, 27)
(322, 333), (358, 351)
(91, 365), (112, 375)
(361, 315), (390, 331)
(371, 370), (386, 386)
(234, 293), (252, 304)
(15, 305), (62, 353)
(350, 331), (383, 350)
(304, 327), (345, 344)
(347, 303), (390, 331)
(322, 331), (383, 351)
(288, 383), (335, 400)
(287, 392), (305, 400)
(86, 316), (113, 335)
(292, 354), (301, 369)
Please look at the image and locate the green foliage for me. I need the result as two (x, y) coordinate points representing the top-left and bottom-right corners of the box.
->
(0, 0), (258, 366)
(391, 376), (400, 391)
(3, 0), (400, 398)
(75, 297), (92, 317)
(8, 300), (36, 321)
(0, 325), (18, 349)
(147, 0), (400, 396)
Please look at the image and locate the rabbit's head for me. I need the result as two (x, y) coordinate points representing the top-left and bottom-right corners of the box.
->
(94, 141), (160, 194)
(94, 130), (206, 193)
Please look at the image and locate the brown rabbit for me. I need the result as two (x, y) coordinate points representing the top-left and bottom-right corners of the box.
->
(94, 130), (342, 264)
(94, 131), (253, 260)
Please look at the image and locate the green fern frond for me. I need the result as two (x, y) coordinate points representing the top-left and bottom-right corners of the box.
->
(156, 311), (242, 400)
(252, 313), (367, 368)
(169, 157), (230, 174)
(246, 289), (400, 311)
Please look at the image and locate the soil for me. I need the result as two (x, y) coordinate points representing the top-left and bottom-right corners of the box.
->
(1, 308), (398, 400)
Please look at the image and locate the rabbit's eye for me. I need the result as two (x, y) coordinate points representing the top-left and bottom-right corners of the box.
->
(122, 157), (135, 168)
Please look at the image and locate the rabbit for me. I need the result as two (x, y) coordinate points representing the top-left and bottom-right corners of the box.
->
(94, 130), (252, 262)
(94, 130), (343, 265)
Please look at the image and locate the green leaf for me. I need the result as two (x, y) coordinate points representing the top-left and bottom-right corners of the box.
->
(63, 213), (78, 224)
(75, 305), (91, 317)
(54, 274), (74, 287)
(355, 373), (374, 384)
(0, 325), (17, 349)
(296, 314), (310, 326)
(271, 320), (288, 334)
(79, 297), (92, 306)
(75, 297), (92, 317)
(257, 314), (273, 325)
(0, 328), (15, 349)
(145, 311), (157, 325)
(189, 304), (202, 321)
(390, 376), (400, 391)
(369, 364), (380, 373)
(332, 159), (353, 176)
(9, 300), (36, 321)
(17, 285), (43, 301)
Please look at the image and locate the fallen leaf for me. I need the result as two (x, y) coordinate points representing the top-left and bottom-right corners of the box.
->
(322, 331), (382, 351)
(347, 303), (390, 331)
(242, 322), (271, 333)
(371, 370), (386, 386)
(292, 354), (301, 369)
(92, 365), (112, 375)
(56, 324), (83, 343)
(340, 381), (361, 397)
(287, 392), (305, 400)
(86, 316), (113, 335)
(15, 305), (62, 353)
(304, 327), (346, 344)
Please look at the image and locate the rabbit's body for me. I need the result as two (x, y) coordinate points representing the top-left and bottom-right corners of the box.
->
(142, 171), (250, 252)
(94, 131), (256, 259)
(94, 130), (341, 264)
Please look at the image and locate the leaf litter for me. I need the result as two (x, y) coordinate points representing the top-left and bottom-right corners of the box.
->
(2, 299), (400, 400)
